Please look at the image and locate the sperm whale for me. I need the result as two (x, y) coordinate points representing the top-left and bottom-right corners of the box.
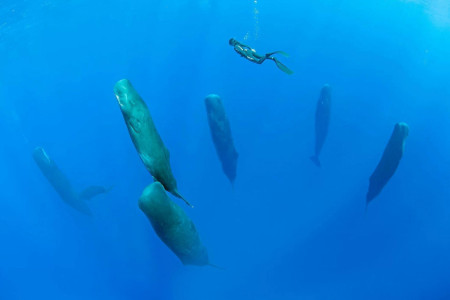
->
(114, 79), (190, 206)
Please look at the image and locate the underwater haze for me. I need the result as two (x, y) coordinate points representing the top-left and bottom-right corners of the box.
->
(1, 0), (450, 299)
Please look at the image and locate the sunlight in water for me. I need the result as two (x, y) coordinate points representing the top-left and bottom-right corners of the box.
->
(244, 0), (259, 41)
(426, 0), (450, 26)
(402, 0), (450, 26)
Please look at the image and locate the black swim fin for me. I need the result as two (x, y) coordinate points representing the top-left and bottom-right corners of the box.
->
(269, 50), (290, 57)
(273, 58), (294, 75)
(266, 51), (289, 57)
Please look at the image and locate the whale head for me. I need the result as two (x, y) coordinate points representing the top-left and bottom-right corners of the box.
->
(204, 94), (222, 114)
(114, 79), (136, 115)
(33, 147), (52, 166)
(114, 79), (149, 134)
(320, 84), (331, 104)
(395, 122), (409, 139)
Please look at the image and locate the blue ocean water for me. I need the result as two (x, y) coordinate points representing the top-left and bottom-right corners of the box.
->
(1, 0), (450, 299)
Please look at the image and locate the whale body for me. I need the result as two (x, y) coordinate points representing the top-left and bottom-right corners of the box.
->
(205, 94), (238, 183)
(114, 79), (189, 206)
(33, 147), (110, 215)
(311, 84), (331, 167)
(367, 122), (409, 204)
(139, 182), (209, 266)
(114, 79), (190, 205)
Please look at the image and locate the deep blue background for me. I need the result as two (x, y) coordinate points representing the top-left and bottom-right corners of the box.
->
(1, 0), (450, 299)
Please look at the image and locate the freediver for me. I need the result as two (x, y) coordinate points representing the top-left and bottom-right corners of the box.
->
(229, 38), (294, 75)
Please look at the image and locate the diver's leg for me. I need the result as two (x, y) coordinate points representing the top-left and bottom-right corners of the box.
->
(257, 57), (266, 64)
(252, 53), (267, 64)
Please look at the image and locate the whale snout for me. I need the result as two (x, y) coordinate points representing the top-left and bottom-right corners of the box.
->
(33, 147), (51, 165)
(395, 122), (409, 138)
(205, 94), (222, 113)
(321, 84), (331, 98)
(33, 146), (44, 155)
(205, 94), (221, 104)
(114, 79), (134, 109)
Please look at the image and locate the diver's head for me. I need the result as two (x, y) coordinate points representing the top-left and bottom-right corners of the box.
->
(229, 38), (237, 46)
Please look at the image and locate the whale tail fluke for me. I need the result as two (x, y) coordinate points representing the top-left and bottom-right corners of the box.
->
(310, 155), (321, 167)
(79, 185), (113, 201)
(366, 190), (376, 206)
(172, 189), (193, 208)
(365, 191), (375, 214)
(208, 263), (225, 270)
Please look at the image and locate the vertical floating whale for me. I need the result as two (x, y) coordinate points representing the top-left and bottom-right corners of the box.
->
(205, 94), (238, 183)
(33, 147), (110, 215)
(366, 122), (409, 204)
(139, 182), (209, 266)
(311, 84), (331, 167)
(114, 79), (190, 206)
